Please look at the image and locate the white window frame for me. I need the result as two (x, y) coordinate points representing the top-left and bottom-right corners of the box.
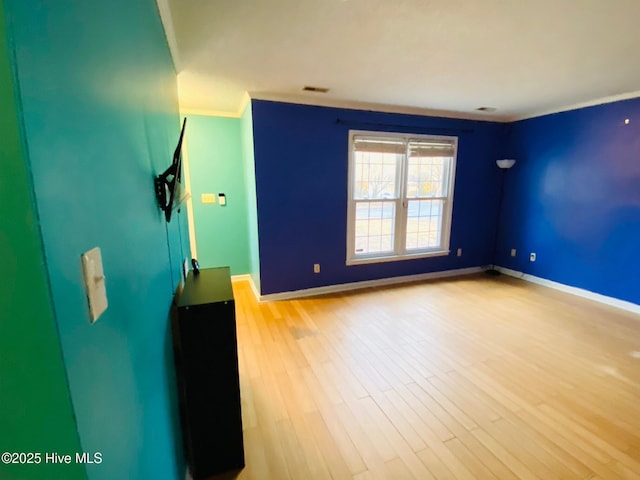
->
(346, 130), (457, 266)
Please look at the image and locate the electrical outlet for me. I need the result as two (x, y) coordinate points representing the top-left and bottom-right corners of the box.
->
(313, 263), (320, 274)
(511, 248), (516, 257)
(529, 252), (536, 262)
(456, 248), (462, 257)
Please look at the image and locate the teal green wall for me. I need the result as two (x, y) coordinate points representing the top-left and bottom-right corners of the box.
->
(186, 114), (250, 275)
(5, 0), (188, 478)
(240, 103), (261, 291)
(0, 2), (85, 479)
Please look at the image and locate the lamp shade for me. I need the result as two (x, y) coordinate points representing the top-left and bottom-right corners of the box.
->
(496, 159), (516, 169)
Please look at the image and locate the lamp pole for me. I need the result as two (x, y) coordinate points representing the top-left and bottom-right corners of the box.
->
(486, 159), (516, 275)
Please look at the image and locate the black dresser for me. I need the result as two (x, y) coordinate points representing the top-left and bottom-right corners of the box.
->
(172, 267), (244, 478)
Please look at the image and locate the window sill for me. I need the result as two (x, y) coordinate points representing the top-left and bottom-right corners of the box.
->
(346, 249), (450, 266)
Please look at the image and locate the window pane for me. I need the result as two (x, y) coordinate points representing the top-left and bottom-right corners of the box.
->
(405, 199), (443, 250)
(353, 150), (400, 199)
(354, 201), (395, 255)
(347, 131), (456, 265)
(406, 157), (447, 198)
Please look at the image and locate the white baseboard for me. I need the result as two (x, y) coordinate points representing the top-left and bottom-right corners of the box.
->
(232, 273), (263, 301)
(231, 274), (252, 283)
(234, 265), (640, 314)
(248, 275), (261, 301)
(496, 266), (640, 315)
(250, 267), (484, 302)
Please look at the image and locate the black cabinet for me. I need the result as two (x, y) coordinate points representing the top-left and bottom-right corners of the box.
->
(172, 267), (244, 479)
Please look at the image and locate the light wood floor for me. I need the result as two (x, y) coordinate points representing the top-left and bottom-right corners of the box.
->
(223, 274), (640, 479)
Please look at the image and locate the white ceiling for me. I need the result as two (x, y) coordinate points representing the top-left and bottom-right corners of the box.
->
(158, 0), (640, 121)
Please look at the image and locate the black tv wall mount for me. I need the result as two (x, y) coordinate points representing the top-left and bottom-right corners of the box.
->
(155, 118), (187, 222)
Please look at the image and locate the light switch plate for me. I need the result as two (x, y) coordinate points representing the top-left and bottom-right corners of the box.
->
(81, 247), (108, 323)
(201, 193), (216, 204)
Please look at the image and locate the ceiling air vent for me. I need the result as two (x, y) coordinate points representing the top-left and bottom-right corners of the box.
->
(476, 107), (497, 112)
(302, 86), (330, 93)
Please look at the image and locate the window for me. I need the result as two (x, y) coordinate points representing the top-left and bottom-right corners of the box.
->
(346, 130), (457, 265)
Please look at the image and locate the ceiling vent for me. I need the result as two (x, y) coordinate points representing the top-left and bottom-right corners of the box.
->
(476, 107), (497, 112)
(302, 86), (330, 93)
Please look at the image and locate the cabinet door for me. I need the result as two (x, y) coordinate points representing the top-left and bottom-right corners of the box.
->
(178, 301), (244, 478)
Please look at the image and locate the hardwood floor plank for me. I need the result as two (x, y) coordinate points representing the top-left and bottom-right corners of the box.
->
(485, 418), (570, 479)
(448, 428), (520, 480)
(301, 369), (368, 475)
(415, 447), (455, 480)
(369, 390), (426, 452)
(512, 408), (618, 479)
(332, 401), (392, 469)
(500, 410), (593, 479)
(392, 383), (455, 443)
(443, 437), (498, 480)
(471, 427), (539, 480)
(224, 275), (640, 480)
(275, 418), (315, 479)
(304, 411), (356, 479)
(538, 403), (640, 475)
(406, 381), (478, 432)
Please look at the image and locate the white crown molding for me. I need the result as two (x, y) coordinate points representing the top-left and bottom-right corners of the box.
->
(180, 92), (253, 119)
(180, 89), (640, 123)
(248, 92), (511, 123)
(496, 266), (640, 316)
(511, 90), (640, 122)
(179, 107), (242, 118)
(248, 267), (484, 302)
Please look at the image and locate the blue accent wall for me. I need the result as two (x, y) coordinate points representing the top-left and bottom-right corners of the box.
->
(496, 98), (640, 305)
(5, 0), (188, 478)
(251, 100), (506, 295)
